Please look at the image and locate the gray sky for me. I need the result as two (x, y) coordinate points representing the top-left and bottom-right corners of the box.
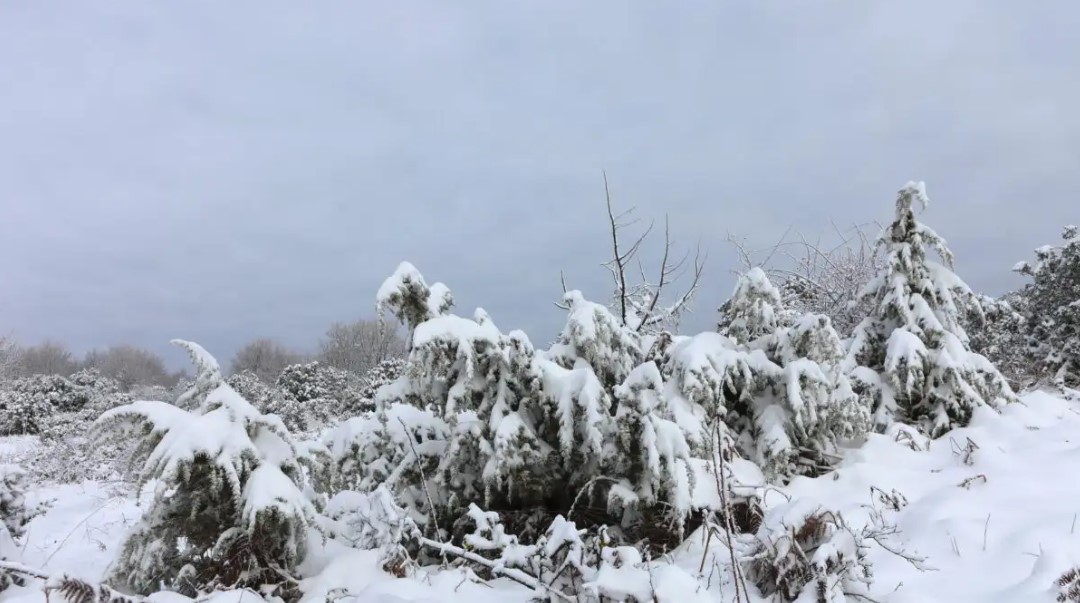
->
(1, 1), (1078, 369)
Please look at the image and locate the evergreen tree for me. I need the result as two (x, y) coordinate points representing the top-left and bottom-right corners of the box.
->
(332, 266), (698, 545)
(687, 268), (867, 480)
(1015, 225), (1080, 389)
(92, 340), (316, 596)
(718, 267), (788, 345)
(846, 182), (1016, 436)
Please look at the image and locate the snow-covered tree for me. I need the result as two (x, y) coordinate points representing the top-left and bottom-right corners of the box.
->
(718, 267), (788, 346)
(966, 292), (1032, 391)
(846, 182), (1017, 436)
(0, 389), (51, 436)
(92, 340), (317, 596)
(691, 268), (868, 480)
(0, 465), (33, 541)
(334, 265), (699, 546)
(273, 361), (349, 431)
(341, 357), (406, 415)
(1015, 225), (1080, 389)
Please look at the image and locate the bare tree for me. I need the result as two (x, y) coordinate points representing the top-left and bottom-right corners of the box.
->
(726, 221), (884, 337)
(318, 319), (406, 377)
(0, 335), (20, 381)
(229, 338), (305, 383)
(17, 340), (78, 377)
(559, 172), (705, 335)
(83, 345), (174, 390)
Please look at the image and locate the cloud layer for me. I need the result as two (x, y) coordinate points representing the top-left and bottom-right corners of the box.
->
(1, 1), (1077, 366)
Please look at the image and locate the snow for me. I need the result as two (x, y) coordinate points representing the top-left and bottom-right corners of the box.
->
(6, 389), (1080, 603)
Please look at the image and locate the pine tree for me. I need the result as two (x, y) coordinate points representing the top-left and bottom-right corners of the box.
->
(92, 340), (316, 596)
(697, 269), (867, 480)
(1015, 225), (1080, 389)
(846, 182), (1017, 436)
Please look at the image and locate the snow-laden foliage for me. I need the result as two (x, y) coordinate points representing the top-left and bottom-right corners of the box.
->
(548, 290), (643, 389)
(718, 267), (789, 345)
(376, 261), (454, 346)
(331, 266), (701, 548)
(91, 340), (318, 597)
(744, 499), (873, 603)
(1015, 224), (1080, 389)
(272, 361), (347, 432)
(967, 292), (1032, 391)
(0, 464), (33, 540)
(675, 269), (869, 481)
(343, 357), (406, 415)
(0, 388), (54, 435)
(845, 182), (1017, 436)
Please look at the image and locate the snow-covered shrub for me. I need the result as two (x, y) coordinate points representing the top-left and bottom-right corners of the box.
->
(0, 464), (34, 540)
(718, 267), (789, 345)
(845, 182), (1017, 436)
(92, 340), (318, 597)
(673, 269), (869, 481)
(343, 357), (406, 415)
(967, 292), (1033, 391)
(32, 403), (135, 484)
(330, 263), (701, 550)
(274, 361), (349, 431)
(0, 388), (53, 435)
(744, 499), (873, 603)
(1015, 224), (1080, 389)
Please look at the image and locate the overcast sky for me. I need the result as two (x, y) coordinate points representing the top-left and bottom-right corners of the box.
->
(1, 1), (1078, 369)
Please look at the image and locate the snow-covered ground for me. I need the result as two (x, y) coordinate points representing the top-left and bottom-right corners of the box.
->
(3, 389), (1080, 602)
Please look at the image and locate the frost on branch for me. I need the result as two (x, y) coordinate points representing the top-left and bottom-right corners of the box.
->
(845, 182), (1017, 436)
(91, 340), (317, 596)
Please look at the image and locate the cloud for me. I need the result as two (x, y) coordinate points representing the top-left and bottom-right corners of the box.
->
(0, 0), (1077, 366)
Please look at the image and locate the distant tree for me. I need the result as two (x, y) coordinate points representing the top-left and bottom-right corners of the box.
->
(1015, 224), (1080, 390)
(317, 319), (405, 377)
(83, 345), (172, 390)
(229, 338), (305, 383)
(0, 336), (19, 381)
(17, 341), (77, 377)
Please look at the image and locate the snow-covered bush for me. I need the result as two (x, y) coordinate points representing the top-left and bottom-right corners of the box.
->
(92, 340), (318, 597)
(0, 464), (33, 540)
(0, 388), (53, 435)
(344, 357), (406, 415)
(967, 292), (1033, 391)
(718, 267), (789, 345)
(845, 182), (1017, 435)
(744, 499), (873, 603)
(674, 269), (868, 481)
(1015, 225), (1080, 389)
(273, 361), (349, 431)
(330, 263), (701, 550)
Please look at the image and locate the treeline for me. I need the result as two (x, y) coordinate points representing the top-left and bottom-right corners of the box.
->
(0, 317), (406, 390)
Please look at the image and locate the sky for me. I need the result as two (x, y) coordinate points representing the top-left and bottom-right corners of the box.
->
(1, 1), (1078, 369)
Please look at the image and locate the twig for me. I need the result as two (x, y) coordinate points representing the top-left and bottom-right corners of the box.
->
(397, 417), (442, 540)
(414, 536), (573, 602)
